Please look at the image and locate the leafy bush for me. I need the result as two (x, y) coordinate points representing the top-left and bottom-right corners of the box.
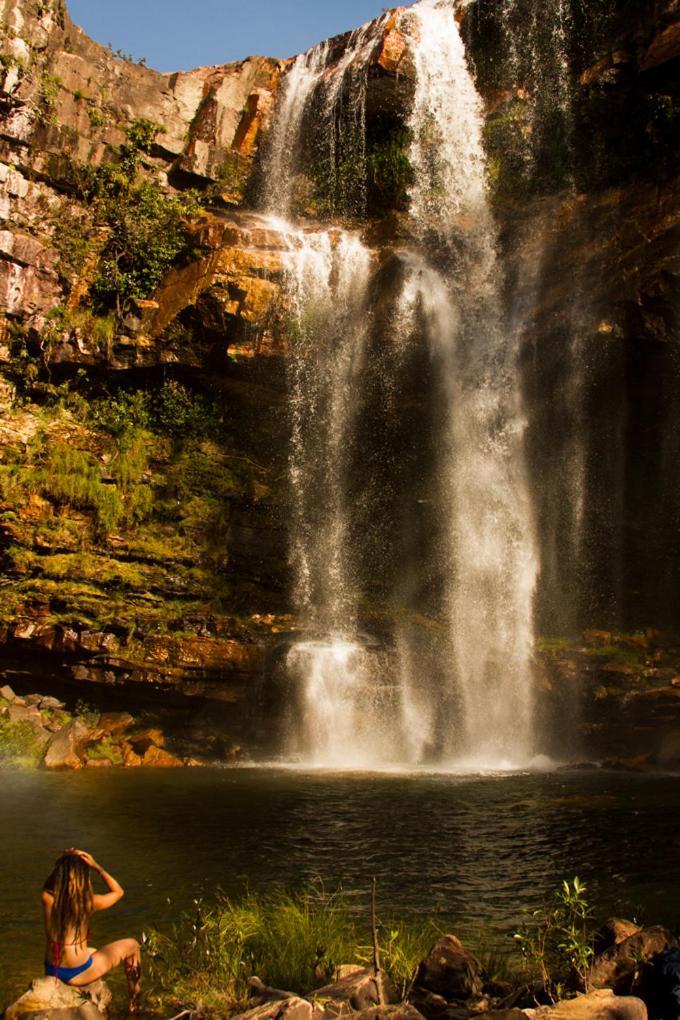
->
(513, 877), (595, 1000)
(58, 138), (200, 317)
(88, 174), (200, 314)
(90, 390), (151, 436)
(127, 118), (163, 153)
(91, 382), (222, 441)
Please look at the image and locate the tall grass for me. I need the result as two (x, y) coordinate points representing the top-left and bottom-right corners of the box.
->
(144, 884), (442, 1017)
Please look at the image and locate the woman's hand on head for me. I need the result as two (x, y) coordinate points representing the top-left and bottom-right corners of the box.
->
(64, 848), (100, 870)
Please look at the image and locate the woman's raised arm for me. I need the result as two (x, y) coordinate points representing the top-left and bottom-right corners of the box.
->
(66, 848), (124, 911)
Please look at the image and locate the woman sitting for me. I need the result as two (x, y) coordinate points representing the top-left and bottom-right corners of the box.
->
(42, 848), (141, 1012)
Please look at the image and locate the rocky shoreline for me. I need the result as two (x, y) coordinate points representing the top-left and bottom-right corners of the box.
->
(5, 919), (680, 1020)
(0, 681), (234, 767)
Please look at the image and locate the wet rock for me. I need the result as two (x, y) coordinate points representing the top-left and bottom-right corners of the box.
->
(310, 968), (398, 1015)
(531, 990), (647, 1020)
(122, 745), (143, 768)
(98, 712), (134, 736)
(583, 631), (613, 648)
(654, 728), (680, 767)
(141, 745), (184, 767)
(640, 22), (680, 71)
(594, 920), (642, 956)
(128, 728), (165, 754)
(4, 977), (111, 1020)
(415, 936), (485, 1002)
(43, 718), (99, 770)
(590, 927), (678, 994)
(602, 755), (652, 773)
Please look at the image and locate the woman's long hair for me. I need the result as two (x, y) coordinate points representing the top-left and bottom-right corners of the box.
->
(44, 853), (93, 949)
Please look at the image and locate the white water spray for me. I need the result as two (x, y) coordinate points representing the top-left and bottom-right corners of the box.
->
(263, 0), (540, 770)
(395, 1), (539, 767)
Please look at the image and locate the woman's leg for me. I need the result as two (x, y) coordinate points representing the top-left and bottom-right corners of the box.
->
(69, 938), (141, 1008)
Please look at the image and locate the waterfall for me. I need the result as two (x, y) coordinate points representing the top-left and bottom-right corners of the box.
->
(263, 0), (539, 770)
(261, 19), (385, 219)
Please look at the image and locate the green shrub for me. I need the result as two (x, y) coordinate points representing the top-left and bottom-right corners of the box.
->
(513, 877), (595, 1000)
(91, 382), (222, 441)
(0, 719), (43, 767)
(86, 736), (123, 765)
(91, 390), (151, 436)
(127, 118), (162, 153)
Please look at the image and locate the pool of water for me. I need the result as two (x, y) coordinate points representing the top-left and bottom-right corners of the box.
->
(1, 767), (678, 1004)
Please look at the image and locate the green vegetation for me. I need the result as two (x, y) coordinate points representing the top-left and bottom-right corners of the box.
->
(106, 43), (148, 67)
(86, 736), (123, 765)
(127, 117), (163, 153)
(90, 381), (223, 441)
(37, 72), (62, 120)
(0, 718), (44, 767)
(53, 128), (200, 318)
(514, 877), (594, 1000)
(145, 884), (441, 1017)
(366, 126), (414, 214)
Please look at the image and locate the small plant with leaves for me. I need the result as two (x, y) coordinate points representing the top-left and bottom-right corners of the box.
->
(513, 877), (595, 1001)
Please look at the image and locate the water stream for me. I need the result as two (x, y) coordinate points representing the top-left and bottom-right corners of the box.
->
(261, 0), (539, 770)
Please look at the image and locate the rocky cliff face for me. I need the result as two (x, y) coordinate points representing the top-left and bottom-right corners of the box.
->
(0, 0), (415, 731)
(0, 0), (678, 760)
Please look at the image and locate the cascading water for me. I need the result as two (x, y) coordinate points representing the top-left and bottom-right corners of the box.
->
(260, 22), (398, 766)
(263, 0), (540, 770)
(393, 0), (539, 767)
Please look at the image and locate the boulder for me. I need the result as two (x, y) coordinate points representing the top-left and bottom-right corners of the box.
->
(353, 1007), (425, 1020)
(0, 684), (18, 701)
(310, 968), (398, 1015)
(128, 728), (166, 753)
(141, 745), (184, 767)
(415, 936), (485, 1002)
(43, 719), (99, 769)
(98, 712), (134, 736)
(4, 977), (111, 1020)
(589, 927), (678, 994)
(531, 990), (647, 1020)
(594, 920), (642, 956)
(38, 697), (66, 711)
(249, 976), (297, 1005)
(232, 997), (314, 1020)
(408, 989), (474, 1020)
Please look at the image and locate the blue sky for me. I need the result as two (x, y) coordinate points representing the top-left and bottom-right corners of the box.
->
(68, 1), (414, 72)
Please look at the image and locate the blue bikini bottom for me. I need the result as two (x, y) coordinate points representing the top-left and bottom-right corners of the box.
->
(45, 956), (94, 982)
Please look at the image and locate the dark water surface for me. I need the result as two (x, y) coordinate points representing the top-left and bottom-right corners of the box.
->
(1, 767), (679, 1002)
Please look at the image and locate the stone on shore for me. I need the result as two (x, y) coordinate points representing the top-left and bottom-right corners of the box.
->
(232, 996), (314, 1020)
(529, 989), (647, 1020)
(310, 967), (398, 1015)
(415, 936), (485, 1002)
(43, 718), (100, 769)
(4, 977), (111, 1020)
(353, 1006), (425, 1020)
(589, 926), (678, 993)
